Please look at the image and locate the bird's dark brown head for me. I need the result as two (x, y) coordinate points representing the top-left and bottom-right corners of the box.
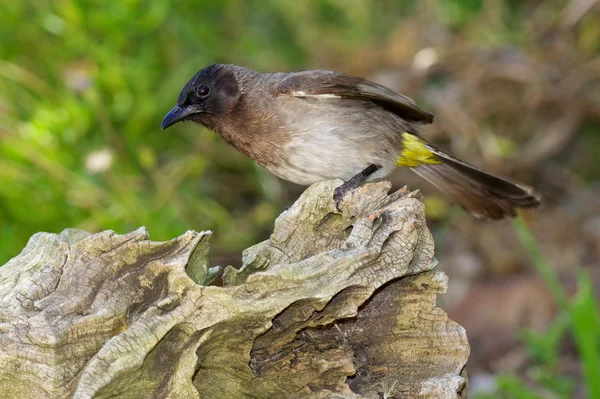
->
(161, 64), (241, 130)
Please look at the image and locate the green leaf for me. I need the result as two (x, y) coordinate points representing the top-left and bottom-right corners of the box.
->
(570, 272), (600, 399)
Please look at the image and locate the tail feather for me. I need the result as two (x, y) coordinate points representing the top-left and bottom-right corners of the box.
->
(411, 145), (542, 220)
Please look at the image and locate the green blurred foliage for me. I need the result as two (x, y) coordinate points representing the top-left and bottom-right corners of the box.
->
(0, 0), (527, 264)
(1, 0), (599, 396)
(0, 0), (566, 265)
(0, 0), (406, 261)
(473, 218), (600, 399)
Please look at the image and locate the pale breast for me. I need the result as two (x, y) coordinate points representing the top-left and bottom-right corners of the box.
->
(267, 96), (405, 185)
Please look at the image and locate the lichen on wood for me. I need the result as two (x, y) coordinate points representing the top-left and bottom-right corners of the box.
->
(0, 180), (469, 399)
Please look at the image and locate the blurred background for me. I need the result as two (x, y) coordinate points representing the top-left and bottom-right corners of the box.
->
(1, 0), (599, 397)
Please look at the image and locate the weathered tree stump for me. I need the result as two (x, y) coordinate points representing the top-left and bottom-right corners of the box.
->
(0, 180), (469, 399)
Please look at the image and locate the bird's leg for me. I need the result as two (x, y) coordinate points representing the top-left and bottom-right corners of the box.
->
(334, 164), (381, 211)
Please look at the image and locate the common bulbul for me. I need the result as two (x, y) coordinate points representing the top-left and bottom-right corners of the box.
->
(161, 64), (541, 219)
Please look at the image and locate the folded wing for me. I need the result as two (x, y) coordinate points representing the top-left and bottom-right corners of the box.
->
(277, 70), (434, 124)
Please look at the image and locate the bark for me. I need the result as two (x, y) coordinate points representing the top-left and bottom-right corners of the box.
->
(0, 180), (469, 399)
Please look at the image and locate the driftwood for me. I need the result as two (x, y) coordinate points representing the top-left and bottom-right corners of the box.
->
(0, 180), (469, 399)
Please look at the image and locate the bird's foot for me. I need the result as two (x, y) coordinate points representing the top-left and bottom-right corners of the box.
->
(334, 180), (362, 211)
(333, 164), (382, 212)
(333, 186), (347, 212)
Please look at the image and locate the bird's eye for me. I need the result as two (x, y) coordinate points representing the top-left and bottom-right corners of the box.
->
(196, 84), (210, 97)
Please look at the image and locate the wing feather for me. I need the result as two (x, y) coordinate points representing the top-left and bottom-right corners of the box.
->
(277, 70), (434, 124)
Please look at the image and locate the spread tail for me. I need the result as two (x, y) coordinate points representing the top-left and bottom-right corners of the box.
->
(398, 133), (542, 219)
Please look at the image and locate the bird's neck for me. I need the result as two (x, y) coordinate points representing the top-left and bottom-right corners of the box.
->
(198, 96), (284, 166)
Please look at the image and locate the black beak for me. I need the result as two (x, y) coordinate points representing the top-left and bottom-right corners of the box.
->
(161, 105), (195, 130)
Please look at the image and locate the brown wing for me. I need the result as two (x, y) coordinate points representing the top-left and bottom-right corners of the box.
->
(276, 70), (434, 124)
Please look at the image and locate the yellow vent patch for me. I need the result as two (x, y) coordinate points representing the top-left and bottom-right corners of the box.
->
(396, 133), (441, 167)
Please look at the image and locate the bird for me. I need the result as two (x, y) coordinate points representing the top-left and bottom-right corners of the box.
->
(161, 64), (541, 219)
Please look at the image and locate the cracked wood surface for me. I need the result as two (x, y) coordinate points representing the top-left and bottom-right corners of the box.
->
(0, 180), (470, 399)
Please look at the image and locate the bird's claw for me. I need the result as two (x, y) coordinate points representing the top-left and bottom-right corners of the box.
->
(333, 187), (344, 212)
